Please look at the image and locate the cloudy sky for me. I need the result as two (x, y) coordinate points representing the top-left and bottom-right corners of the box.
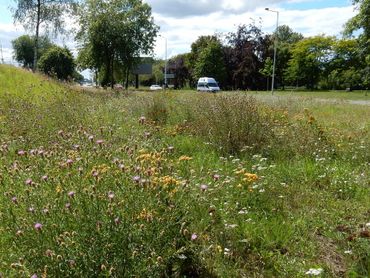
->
(0, 0), (358, 64)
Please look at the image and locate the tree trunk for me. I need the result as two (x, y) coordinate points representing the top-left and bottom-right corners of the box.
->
(33, 0), (41, 72)
(125, 66), (129, 90)
(111, 56), (114, 89)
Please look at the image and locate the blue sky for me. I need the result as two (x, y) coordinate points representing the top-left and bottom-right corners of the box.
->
(0, 0), (357, 63)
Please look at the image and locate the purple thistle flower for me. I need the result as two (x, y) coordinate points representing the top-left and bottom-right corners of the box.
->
(213, 174), (220, 181)
(68, 191), (75, 198)
(41, 175), (48, 181)
(34, 223), (42, 231)
(11, 196), (18, 204)
(88, 135), (94, 141)
(133, 176), (141, 183)
(31, 274), (38, 278)
(191, 233), (198, 241)
(65, 203), (71, 209)
(66, 159), (74, 166)
(17, 150), (26, 156)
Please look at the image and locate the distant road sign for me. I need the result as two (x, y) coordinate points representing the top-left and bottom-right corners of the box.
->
(165, 73), (175, 79)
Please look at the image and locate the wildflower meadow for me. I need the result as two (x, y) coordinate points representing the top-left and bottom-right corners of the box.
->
(0, 65), (369, 277)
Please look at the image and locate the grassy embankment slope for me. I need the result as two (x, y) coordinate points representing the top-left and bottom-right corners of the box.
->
(0, 65), (369, 277)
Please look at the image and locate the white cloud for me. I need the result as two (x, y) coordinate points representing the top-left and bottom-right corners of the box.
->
(153, 5), (357, 59)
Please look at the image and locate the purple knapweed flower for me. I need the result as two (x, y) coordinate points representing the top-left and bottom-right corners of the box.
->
(200, 184), (208, 192)
(17, 150), (26, 156)
(133, 176), (141, 183)
(191, 233), (198, 241)
(11, 196), (18, 204)
(25, 178), (33, 186)
(31, 274), (38, 278)
(66, 159), (74, 166)
(96, 139), (104, 145)
(213, 174), (220, 181)
(41, 175), (48, 181)
(139, 116), (146, 125)
(34, 223), (42, 231)
(68, 191), (75, 198)
(108, 191), (115, 200)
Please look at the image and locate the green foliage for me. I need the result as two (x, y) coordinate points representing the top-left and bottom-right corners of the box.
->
(76, 0), (159, 88)
(194, 40), (226, 86)
(286, 36), (334, 89)
(12, 35), (54, 68)
(12, 0), (78, 70)
(38, 46), (75, 80)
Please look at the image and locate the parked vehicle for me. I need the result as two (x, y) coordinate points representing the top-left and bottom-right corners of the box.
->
(150, 84), (162, 91)
(197, 77), (220, 92)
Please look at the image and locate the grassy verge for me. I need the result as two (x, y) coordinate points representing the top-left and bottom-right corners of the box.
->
(0, 65), (369, 277)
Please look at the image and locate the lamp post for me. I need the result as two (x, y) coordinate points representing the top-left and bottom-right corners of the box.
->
(265, 8), (279, 95)
(164, 37), (167, 88)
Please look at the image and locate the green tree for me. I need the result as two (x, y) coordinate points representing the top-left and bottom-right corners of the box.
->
(344, 0), (370, 88)
(194, 40), (226, 86)
(274, 25), (304, 89)
(259, 57), (273, 90)
(12, 0), (77, 71)
(76, 0), (158, 88)
(12, 34), (53, 68)
(324, 39), (362, 89)
(38, 45), (75, 80)
(189, 35), (219, 83)
(286, 36), (334, 89)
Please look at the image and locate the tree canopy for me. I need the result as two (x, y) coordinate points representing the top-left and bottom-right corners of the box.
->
(76, 0), (158, 88)
(12, 0), (77, 71)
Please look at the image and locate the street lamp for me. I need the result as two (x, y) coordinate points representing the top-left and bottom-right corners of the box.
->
(164, 37), (167, 88)
(265, 8), (279, 95)
(157, 34), (168, 88)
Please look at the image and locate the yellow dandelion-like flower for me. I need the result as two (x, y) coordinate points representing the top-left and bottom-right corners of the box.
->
(56, 185), (62, 193)
(178, 155), (192, 161)
(243, 173), (259, 182)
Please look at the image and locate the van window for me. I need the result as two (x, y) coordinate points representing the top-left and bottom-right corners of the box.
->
(207, 82), (218, 87)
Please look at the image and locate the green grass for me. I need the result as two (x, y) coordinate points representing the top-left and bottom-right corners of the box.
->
(0, 65), (369, 277)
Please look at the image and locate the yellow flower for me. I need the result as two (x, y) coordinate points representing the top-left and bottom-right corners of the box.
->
(178, 155), (192, 161)
(243, 173), (259, 182)
(56, 185), (62, 193)
(137, 208), (155, 222)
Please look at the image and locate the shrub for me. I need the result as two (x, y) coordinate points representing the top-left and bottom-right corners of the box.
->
(190, 95), (275, 154)
(38, 46), (75, 80)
